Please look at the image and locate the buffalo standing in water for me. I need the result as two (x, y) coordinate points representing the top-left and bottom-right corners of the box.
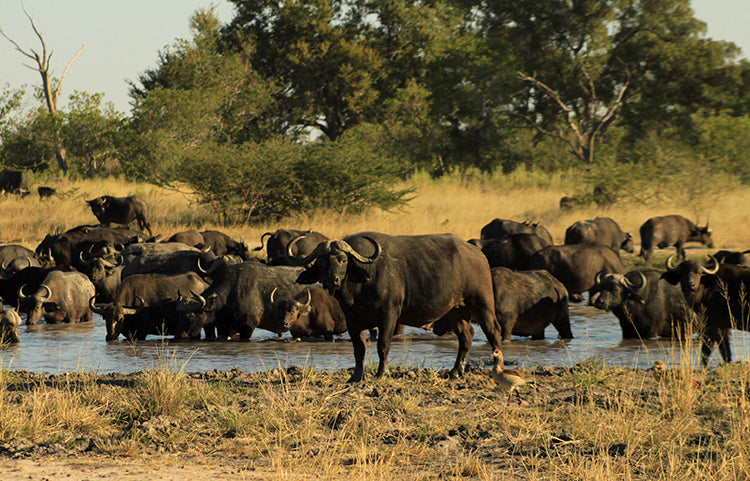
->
(287, 232), (503, 383)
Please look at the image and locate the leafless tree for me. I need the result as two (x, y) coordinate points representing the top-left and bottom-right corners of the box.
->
(0, 2), (85, 173)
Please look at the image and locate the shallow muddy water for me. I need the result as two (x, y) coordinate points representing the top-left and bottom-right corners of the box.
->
(2, 298), (749, 374)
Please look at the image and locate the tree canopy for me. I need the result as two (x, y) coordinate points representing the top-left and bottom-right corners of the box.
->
(1, 0), (749, 222)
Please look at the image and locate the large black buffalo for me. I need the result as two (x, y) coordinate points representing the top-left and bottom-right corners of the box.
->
(254, 229), (329, 265)
(0, 168), (29, 195)
(488, 267), (571, 340)
(662, 256), (750, 366)
(469, 233), (550, 270)
(480, 219), (554, 245)
(276, 286), (347, 341)
(36, 225), (141, 269)
(639, 215), (713, 262)
(120, 250), (223, 279)
(565, 217), (634, 253)
(590, 269), (690, 339)
(86, 195), (152, 236)
(175, 263), (308, 340)
(200, 230), (252, 260)
(91, 272), (211, 341)
(19, 270), (95, 325)
(287, 232), (503, 383)
(527, 244), (625, 302)
(712, 249), (750, 267)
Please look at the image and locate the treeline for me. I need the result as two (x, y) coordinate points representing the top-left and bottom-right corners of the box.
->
(1, 0), (750, 223)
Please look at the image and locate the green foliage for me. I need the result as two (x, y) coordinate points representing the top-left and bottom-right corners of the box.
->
(172, 131), (410, 225)
(694, 111), (750, 184)
(577, 130), (740, 212)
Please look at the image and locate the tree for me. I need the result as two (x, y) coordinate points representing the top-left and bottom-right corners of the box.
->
(224, 0), (384, 141)
(0, 2), (85, 173)
(478, 0), (744, 166)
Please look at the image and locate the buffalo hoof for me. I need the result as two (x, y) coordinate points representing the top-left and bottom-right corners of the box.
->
(448, 368), (463, 379)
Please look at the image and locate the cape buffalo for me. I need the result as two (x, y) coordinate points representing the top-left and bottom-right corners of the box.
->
(489, 267), (571, 340)
(276, 286), (347, 341)
(0, 245), (36, 269)
(590, 269), (690, 339)
(662, 256), (750, 366)
(176, 263), (308, 340)
(639, 215), (713, 262)
(0, 309), (22, 343)
(200, 230), (252, 260)
(469, 233), (551, 270)
(254, 229), (329, 265)
(0, 168), (29, 195)
(527, 244), (625, 302)
(565, 217), (634, 253)
(712, 249), (750, 267)
(91, 272), (211, 341)
(120, 250), (223, 279)
(36, 225), (141, 268)
(480, 219), (554, 245)
(167, 230), (205, 247)
(19, 270), (95, 325)
(86, 195), (152, 236)
(287, 232), (503, 383)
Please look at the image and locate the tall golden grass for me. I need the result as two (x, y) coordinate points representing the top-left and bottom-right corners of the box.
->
(6, 171), (750, 259)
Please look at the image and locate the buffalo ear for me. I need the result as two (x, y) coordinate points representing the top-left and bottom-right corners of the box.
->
(296, 266), (320, 284)
(347, 263), (371, 283)
(660, 270), (680, 286)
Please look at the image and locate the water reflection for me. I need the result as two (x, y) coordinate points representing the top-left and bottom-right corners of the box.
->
(2, 301), (749, 374)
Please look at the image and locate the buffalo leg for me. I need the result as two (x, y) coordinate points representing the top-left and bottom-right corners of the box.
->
(717, 328), (733, 363)
(348, 327), (368, 383)
(450, 316), (474, 379)
(470, 299), (502, 353)
(553, 307), (573, 339)
(375, 308), (402, 378)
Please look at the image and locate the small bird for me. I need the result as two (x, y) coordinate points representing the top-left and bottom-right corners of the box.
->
(489, 349), (534, 405)
(650, 361), (701, 389)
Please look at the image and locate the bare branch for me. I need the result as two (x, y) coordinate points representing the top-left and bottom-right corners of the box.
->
(54, 45), (86, 99)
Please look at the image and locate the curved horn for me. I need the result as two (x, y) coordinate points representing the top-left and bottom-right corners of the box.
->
(621, 271), (647, 290)
(79, 251), (95, 266)
(338, 236), (381, 264)
(89, 296), (110, 314)
(701, 255), (719, 275)
(38, 284), (52, 300)
(303, 288), (311, 308)
(17, 284), (30, 300)
(193, 290), (206, 310)
(270, 287), (278, 304)
(0, 258), (8, 270)
(594, 270), (605, 286)
(665, 254), (679, 270)
(285, 237), (328, 266)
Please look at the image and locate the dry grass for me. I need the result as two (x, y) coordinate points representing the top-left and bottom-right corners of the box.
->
(5, 172), (750, 259)
(2, 358), (750, 479)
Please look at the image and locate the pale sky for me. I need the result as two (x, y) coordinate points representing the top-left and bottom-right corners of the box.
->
(0, 0), (747, 115)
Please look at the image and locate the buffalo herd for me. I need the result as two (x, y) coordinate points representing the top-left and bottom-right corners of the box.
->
(1, 191), (748, 379)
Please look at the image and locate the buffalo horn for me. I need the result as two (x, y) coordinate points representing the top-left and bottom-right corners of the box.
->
(665, 254), (679, 270)
(79, 250), (95, 266)
(285, 237), (329, 266)
(17, 284), (30, 300)
(89, 296), (110, 314)
(337, 236), (381, 264)
(621, 271), (647, 290)
(193, 290), (207, 310)
(701, 255), (719, 274)
(303, 288), (311, 308)
(594, 270), (606, 286)
(0, 258), (7, 270)
(270, 287), (278, 304)
(38, 284), (52, 301)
